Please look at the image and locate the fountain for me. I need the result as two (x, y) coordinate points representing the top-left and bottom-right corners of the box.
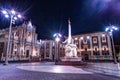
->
(64, 19), (77, 58)
(56, 19), (83, 65)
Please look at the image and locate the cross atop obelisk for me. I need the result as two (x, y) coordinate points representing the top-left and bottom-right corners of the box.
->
(68, 19), (72, 44)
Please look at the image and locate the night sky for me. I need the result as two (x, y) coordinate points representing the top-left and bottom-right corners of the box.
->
(0, 0), (120, 40)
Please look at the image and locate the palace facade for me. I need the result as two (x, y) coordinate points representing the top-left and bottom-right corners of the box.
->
(0, 22), (113, 62)
(72, 32), (113, 60)
(40, 32), (113, 61)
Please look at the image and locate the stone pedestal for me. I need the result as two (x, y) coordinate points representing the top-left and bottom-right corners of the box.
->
(55, 61), (87, 66)
(60, 57), (82, 61)
(55, 57), (86, 66)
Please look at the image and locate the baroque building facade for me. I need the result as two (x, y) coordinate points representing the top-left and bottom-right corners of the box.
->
(0, 21), (40, 61)
(72, 32), (113, 60)
(0, 22), (113, 62)
(40, 32), (113, 61)
(39, 40), (64, 61)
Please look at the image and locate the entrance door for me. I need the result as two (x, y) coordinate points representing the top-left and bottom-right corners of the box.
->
(84, 53), (89, 61)
(52, 54), (54, 61)
(0, 43), (4, 61)
(26, 50), (29, 57)
(0, 50), (2, 61)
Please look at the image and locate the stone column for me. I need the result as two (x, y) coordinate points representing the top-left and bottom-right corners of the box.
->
(44, 42), (46, 59)
(3, 41), (7, 61)
(98, 35), (102, 56)
(107, 34), (112, 56)
(49, 42), (52, 60)
(90, 36), (93, 56)
(39, 43), (41, 61)
(79, 38), (82, 57)
(54, 42), (58, 61)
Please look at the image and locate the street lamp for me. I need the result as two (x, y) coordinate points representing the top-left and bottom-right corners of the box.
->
(1, 9), (22, 65)
(105, 25), (119, 64)
(53, 33), (62, 61)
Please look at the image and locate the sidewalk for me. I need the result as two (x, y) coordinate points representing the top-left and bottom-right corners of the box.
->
(86, 62), (120, 77)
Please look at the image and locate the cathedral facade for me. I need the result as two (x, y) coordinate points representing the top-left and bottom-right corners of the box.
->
(0, 21), (40, 62)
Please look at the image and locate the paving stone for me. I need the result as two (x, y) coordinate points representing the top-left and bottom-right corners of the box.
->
(0, 62), (120, 80)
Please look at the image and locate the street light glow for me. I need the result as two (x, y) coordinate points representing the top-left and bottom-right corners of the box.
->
(14, 17), (17, 20)
(80, 37), (83, 40)
(17, 14), (22, 18)
(75, 37), (78, 40)
(105, 27), (109, 32)
(111, 29), (113, 32)
(5, 14), (9, 18)
(11, 10), (16, 15)
(53, 33), (62, 42)
(1, 9), (22, 21)
(55, 37), (60, 42)
(53, 33), (62, 38)
(2, 10), (7, 14)
(53, 33), (57, 37)
(113, 27), (118, 30)
(105, 25), (119, 33)
(112, 26), (115, 29)
(58, 33), (62, 37)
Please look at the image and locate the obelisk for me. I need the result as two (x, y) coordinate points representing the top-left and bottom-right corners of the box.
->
(68, 19), (72, 44)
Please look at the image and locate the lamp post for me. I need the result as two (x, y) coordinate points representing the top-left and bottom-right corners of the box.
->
(2, 9), (22, 65)
(53, 33), (62, 61)
(105, 25), (119, 64)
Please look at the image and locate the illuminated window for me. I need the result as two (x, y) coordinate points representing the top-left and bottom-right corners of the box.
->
(102, 46), (108, 51)
(75, 37), (78, 40)
(80, 37), (83, 40)
(83, 39), (87, 44)
(102, 46), (109, 55)
(14, 44), (17, 51)
(93, 38), (97, 44)
(93, 46), (100, 55)
(94, 47), (98, 52)
(102, 37), (106, 43)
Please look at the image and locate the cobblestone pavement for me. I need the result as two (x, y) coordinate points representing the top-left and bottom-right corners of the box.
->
(83, 62), (120, 77)
(92, 62), (120, 70)
(0, 62), (120, 80)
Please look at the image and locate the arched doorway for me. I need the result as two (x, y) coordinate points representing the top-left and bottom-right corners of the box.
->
(25, 46), (31, 60)
(84, 48), (89, 61)
(26, 50), (29, 57)
(52, 53), (54, 61)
